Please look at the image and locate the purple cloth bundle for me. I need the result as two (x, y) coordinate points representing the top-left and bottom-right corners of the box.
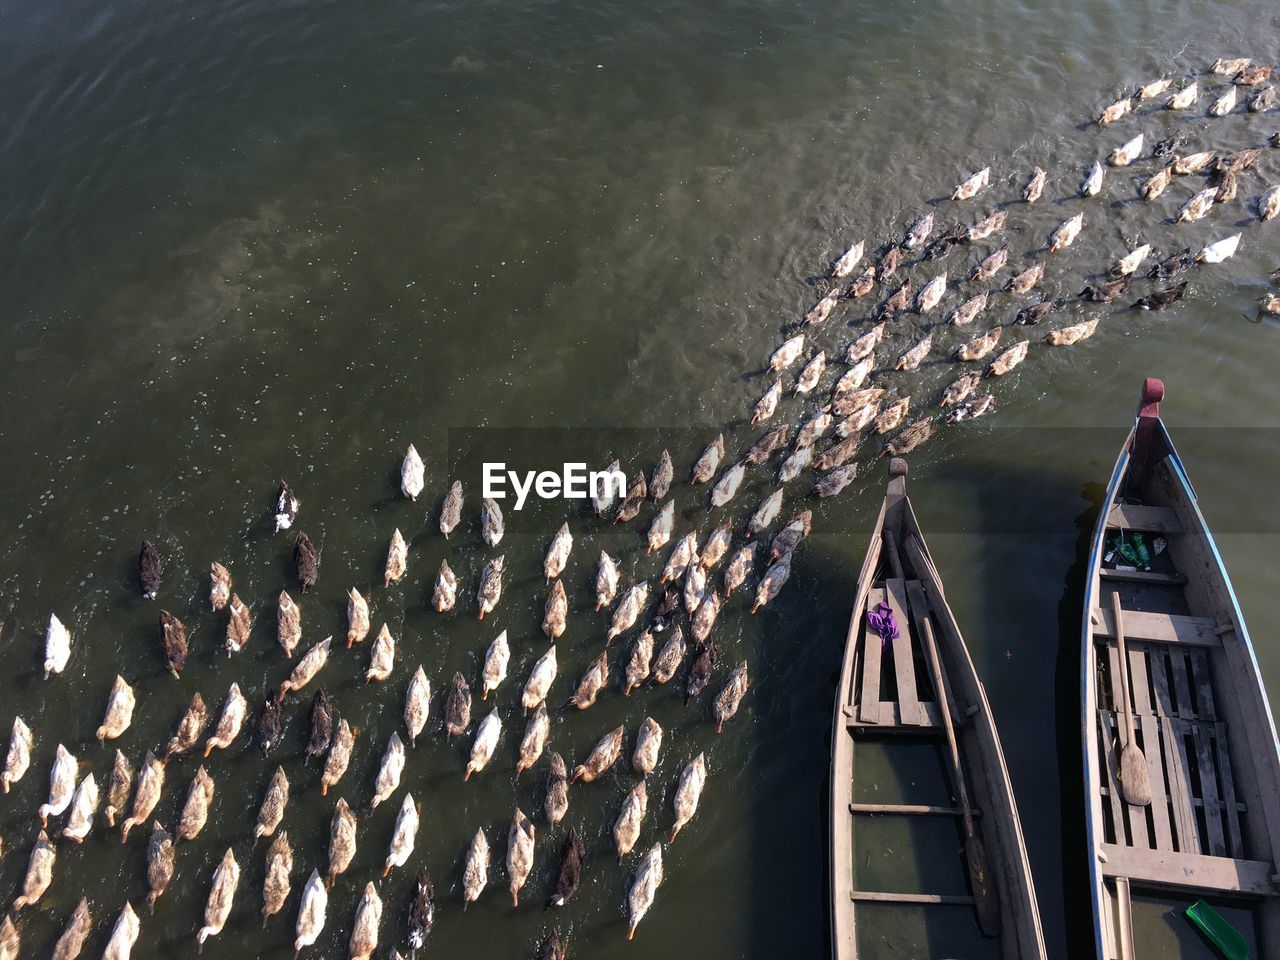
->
(867, 602), (898, 644)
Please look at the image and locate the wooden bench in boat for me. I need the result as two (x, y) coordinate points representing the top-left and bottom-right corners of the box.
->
(1091, 607), (1219, 648)
(1106, 503), (1184, 534)
(852, 579), (941, 731)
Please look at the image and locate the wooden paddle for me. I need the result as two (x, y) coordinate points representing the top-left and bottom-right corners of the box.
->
(1111, 590), (1152, 807)
(921, 616), (1002, 938)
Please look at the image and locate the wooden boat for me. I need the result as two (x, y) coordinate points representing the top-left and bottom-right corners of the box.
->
(1083, 378), (1280, 958)
(830, 458), (1047, 959)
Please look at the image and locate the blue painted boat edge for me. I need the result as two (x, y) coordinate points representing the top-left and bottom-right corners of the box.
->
(1082, 426), (1133, 960)
(1156, 418), (1280, 764)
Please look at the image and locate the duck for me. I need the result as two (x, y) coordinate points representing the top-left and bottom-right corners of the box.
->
(970, 248), (1008, 283)
(699, 521), (731, 570)
(321, 719), (356, 796)
(1049, 212), (1084, 251)
(476, 555), (504, 620)
(1259, 185), (1280, 221)
(540, 524), (575, 583)
(614, 472), (648, 523)
(844, 323), (883, 364)
(567, 650), (609, 710)
(903, 212), (933, 249)
(1260, 294), (1280, 315)
(522, 646), (558, 712)
(384, 794), (419, 876)
(196, 848), (240, 947)
(1142, 165), (1174, 200)
(588, 459), (620, 515)
(955, 327), (1003, 362)
(685, 641), (717, 704)
(633, 717), (663, 775)
(648, 449), (675, 501)
(831, 239), (865, 277)
(572, 726), (624, 782)
(1176, 187), (1217, 223)
(1198, 233), (1241, 263)
(878, 281), (913, 319)
(0, 917), (15, 960)
(1080, 278), (1131, 303)
(44, 613), (71, 678)
(671, 753), (708, 841)
(895, 333), (933, 371)
(545, 754), (570, 824)
(346, 587), (370, 648)
(445, 672), (472, 738)
(595, 550), (620, 611)
(771, 510), (812, 563)
(372, 732), (406, 810)
(941, 373), (983, 409)
(747, 490), (784, 539)
(366, 623), (395, 683)
(1023, 166), (1046, 202)
(138, 540), (162, 600)
(1235, 64), (1274, 85)
(165, 692), (207, 761)
(349, 883), (383, 960)
(1136, 77), (1172, 99)
(544, 580), (569, 638)
(401, 444), (425, 500)
(624, 631), (654, 695)
(1005, 262), (1044, 295)
(627, 844), (665, 940)
(506, 809), (536, 907)
(1153, 131), (1192, 160)
(225, 594), (252, 656)
(794, 409), (833, 449)
(52, 898), (92, 959)
(38, 744), (77, 826)
(684, 563), (708, 616)
(466, 710), (502, 781)
(876, 245), (901, 280)
(209, 562), (232, 611)
(1166, 81), (1198, 110)
(947, 393), (998, 423)
(693, 588), (723, 644)
(327, 798), (358, 886)
(923, 224), (967, 260)
(874, 397), (911, 435)
(62, 773), (98, 843)
(951, 166), (989, 200)
(3, 717), (33, 793)
(816, 464), (860, 498)
(102, 903), (140, 960)
(752, 556), (793, 613)
(255, 766), (289, 838)
(463, 829), (490, 909)
(723, 547), (756, 598)
(295, 869), (328, 955)
(13, 828), (56, 909)
(176, 765), (215, 842)
(794, 351), (827, 394)
(1212, 57), (1251, 75)
(835, 403), (879, 438)
(120, 752), (163, 842)
(204, 684), (247, 758)
(1109, 134), (1143, 167)
(883, 418), (935, 459)
(160, 611), (187, 676)
(274, 481), (300, 532)
(802, 287), (840, 326)
(1015, 297), (1066, 324)
(1096, 95), (1130, 125)
(614, 781), (648, 860)
(1172, 150), (1216, 175)
(968, 210), (1007, 241)
(646, 502), (675, 555)
(749, 381), (782, 425)
(256, 693), (284, 753)
(1215, 169), (1239, 203)
(384, 529), (409, 587)
(481, 497), (505, 546)
(307, 689), (335, 758)
(769, 334), (805, 372)
(405, 666), (430, 745)
(516, 702), (550, 775)
(608, 583), (649, 642)
(833, 356), (874, 398)
(1080, 162), (1104, 197)
(104, 750), (132, 828)
(832, 384), (883, 419)
(543, 828), (586, 910)
(280, 636), (331, 698)
(294, 532), (319, 592)
(1147, 248), (1195, 284)
(1112, 244), (1151, 277)
(988, 340), (1031, 377)
(277, 591), (301, 657)
(1249, 86), (1278, 113)
(146, 822), (175, 913)
(262, 831), (293, 926)
(408, 873), (435, 951)
(433, 560), (458, 613)
(1044, 318), (1101, 346)
(714, 662), (751, 732)
(1210, 86), (1238, 116)
(439, 481), (464, 538)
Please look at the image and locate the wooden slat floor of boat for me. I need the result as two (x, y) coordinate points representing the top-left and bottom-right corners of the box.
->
(1107, 503), (1184, 534)
(1091, 606), (1219, 648)
(854, 584), (937, 731)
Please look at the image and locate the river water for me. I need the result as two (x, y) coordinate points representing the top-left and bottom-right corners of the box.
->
(2, 1), (1279, 958)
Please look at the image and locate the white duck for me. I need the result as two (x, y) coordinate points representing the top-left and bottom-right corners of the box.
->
(463, 829), (490, 908)
(671, 753), (707, 841)
(196, 848), (240, 947)
(522, 646), (558, 712)
(347, 587), (370, 647)
(2, 716), (33, 793)
(280, 637), (331, 697)
(38, 743), (77, 826)
(614, 780), (647, 859)
(371, 732), (406, 810)
(405, 666), (431, 745)
(383, 794), (419, 877)
(596, 551), (620, 610)
(101, 903), (140, 960)
(384, 529), (408, 587)
(44, 613), (70, 678)
(633, 717), (663, 775)
(295, 869), (328, 956)
(349, 882), (383, 960)
(608, 583), (649, 642)
(627, 844), (665, 940)
(507, 808), (536, 907)
(466, 710), (502, 781)
(482, 631), (509, 700)
(204, 683), (247, 757)
(544, 523), (573, 580)
(366, 624), (395, 683)
(121, 752), (164, 842)
(401, 444), (425, 500)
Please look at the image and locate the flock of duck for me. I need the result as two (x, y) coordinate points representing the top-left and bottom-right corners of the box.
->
(2, 55), (1280, 960)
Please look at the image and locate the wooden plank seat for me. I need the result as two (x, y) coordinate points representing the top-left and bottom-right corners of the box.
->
(1099, 843), (1277, 897)
(1107, 503), (1184, 534)
(1091, 607), (1219, 648)
(1100, 567), (1188, 586)
(855, 583), (936, 730)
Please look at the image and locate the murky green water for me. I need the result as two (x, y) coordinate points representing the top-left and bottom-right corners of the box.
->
(2, 1), (1280, 957)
